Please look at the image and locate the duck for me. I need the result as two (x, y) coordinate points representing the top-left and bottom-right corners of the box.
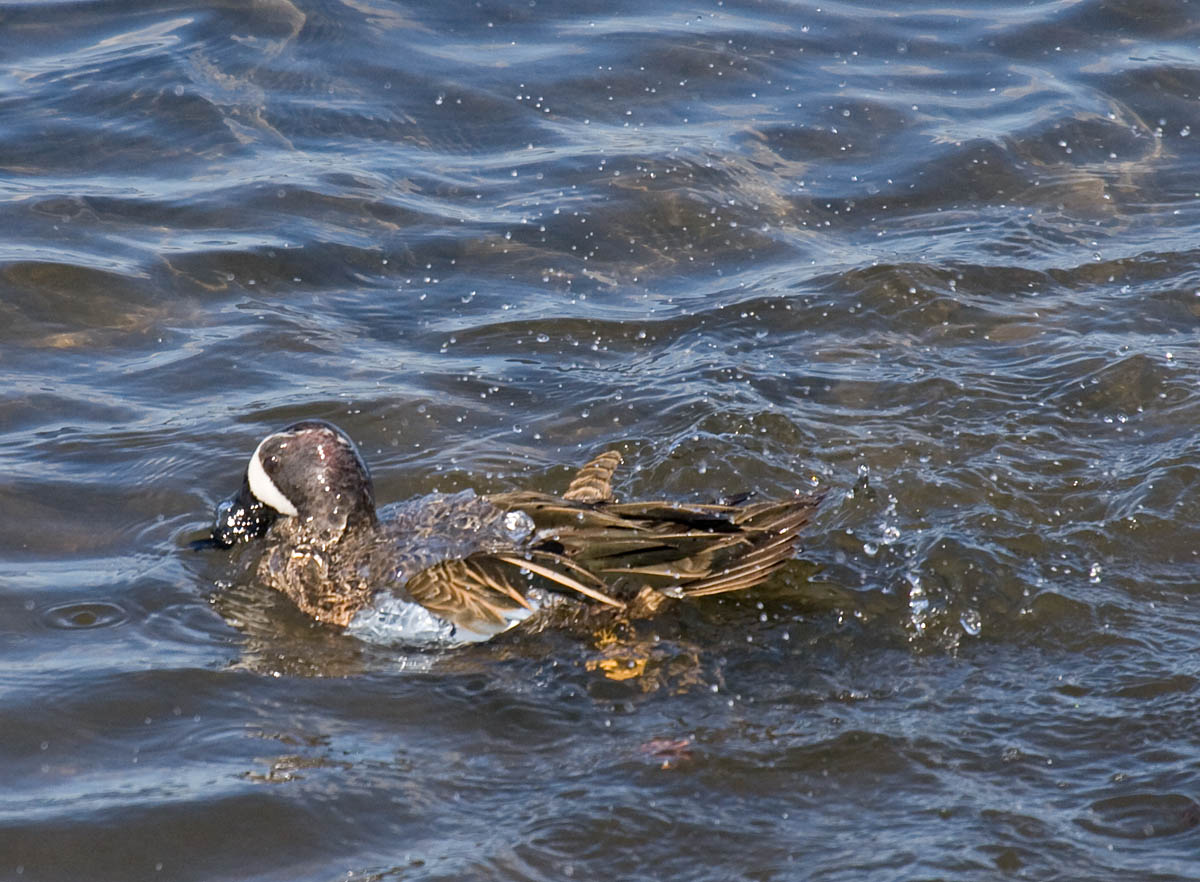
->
(209, 419), (822, 647)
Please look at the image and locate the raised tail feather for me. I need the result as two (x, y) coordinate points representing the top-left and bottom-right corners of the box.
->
(562, 450), (623, 503)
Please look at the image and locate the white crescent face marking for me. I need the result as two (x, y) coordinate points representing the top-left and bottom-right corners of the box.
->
(247, 437), (299, 516)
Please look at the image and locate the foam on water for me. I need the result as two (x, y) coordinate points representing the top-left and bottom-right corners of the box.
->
(346, 590), (538, 647)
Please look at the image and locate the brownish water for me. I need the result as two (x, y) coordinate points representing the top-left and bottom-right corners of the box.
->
(4, 0), (1200, 879)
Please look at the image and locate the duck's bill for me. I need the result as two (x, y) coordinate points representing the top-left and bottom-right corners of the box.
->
(211, 476), (276, 547)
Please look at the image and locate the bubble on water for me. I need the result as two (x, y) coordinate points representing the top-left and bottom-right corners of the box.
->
(960, 609), (982, 636)
(41, 601), (127, 630)
(862, 542), (878, 557)
(536, 333), (550, 343)
(1089, 563), (1102, 583)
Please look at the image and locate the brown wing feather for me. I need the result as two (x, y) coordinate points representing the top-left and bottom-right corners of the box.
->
(403, 549), (627, 637)
(404, 557), (535, 637)
(494, 554), (625, 608)
(493, 490), (822, 601)
(593, 496), (820, 596)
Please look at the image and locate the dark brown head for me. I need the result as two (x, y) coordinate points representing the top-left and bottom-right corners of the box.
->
(212, 420), (377, 547)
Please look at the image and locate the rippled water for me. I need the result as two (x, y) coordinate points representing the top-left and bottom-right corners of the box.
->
(4, 0), (1200, 879)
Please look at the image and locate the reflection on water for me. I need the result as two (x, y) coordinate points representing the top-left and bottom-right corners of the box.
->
(4, 0), (1200, 879)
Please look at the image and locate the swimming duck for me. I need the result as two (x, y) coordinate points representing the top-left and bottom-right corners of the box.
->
(210, 419), (822, 647)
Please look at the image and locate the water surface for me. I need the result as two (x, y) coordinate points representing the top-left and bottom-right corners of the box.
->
(3, 0), (1200, 879)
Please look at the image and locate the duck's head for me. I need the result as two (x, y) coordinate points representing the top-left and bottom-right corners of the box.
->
(212, 420), (377, 548)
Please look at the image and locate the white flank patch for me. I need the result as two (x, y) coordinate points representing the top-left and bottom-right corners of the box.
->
(247, 438), (299, 516)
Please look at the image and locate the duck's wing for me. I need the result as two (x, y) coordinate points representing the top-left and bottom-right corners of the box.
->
(496, 491), (823, 599)
(585, 496), (822, 597)
(562, 450), (622, 503)
(403, 551), (625, 639)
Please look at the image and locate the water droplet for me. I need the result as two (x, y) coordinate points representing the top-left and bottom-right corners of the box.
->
(503, 510), (535, 541)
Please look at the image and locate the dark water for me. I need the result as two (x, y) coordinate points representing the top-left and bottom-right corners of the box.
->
(4, 0), (1200, 878)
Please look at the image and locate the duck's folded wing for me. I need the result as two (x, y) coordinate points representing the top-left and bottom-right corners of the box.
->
(403, 557), (533, 638)
(403, 552), (624, 638)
